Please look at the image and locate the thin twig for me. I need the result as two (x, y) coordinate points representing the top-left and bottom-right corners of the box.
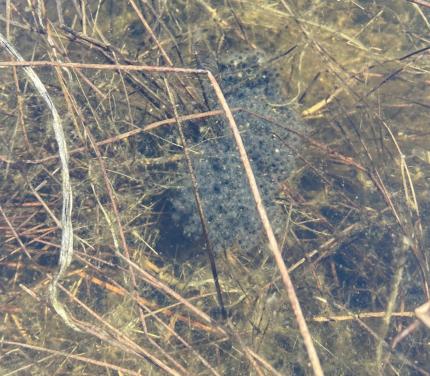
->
(0, 57), (323, 374)
(206, 71), (324, 376)
(164, 78), (227, 320)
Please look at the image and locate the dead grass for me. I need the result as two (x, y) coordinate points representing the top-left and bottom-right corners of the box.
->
(0, 1), (430, 375)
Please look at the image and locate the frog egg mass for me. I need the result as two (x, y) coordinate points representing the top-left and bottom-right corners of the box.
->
(157, 52), (305, 256)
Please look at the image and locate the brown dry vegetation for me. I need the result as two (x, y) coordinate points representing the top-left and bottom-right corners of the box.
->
(1, 1), (430, 375)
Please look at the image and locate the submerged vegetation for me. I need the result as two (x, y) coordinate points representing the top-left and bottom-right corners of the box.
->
(1, 0), (430, 374)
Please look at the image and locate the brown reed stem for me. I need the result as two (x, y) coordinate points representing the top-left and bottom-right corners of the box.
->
(0, 58), (323, 375)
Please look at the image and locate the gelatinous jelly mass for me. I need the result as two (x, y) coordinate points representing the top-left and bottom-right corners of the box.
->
(162, 52), (304, 255)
